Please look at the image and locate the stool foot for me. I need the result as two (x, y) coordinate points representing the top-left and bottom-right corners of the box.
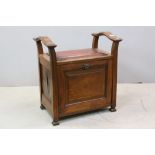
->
(109, 107), (116, 112)
(52, 121), (59, 126)
(40, 104), (46, 110)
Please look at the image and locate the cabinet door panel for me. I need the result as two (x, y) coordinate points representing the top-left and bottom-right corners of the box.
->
(58, 60), (112, 116)
(67, 69), (106, 103)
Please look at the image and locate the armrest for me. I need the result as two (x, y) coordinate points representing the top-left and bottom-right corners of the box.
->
(92, 31), (122, 49)
(33, 36), (57, 48)
(92, 32), (122, 42)
(92, 32), (122, 109)
(39, 54), (50, 70)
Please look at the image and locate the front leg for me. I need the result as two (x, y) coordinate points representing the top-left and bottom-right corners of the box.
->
(52, 120), (59, 126)
(40, 104), (46, 110)
(109, 105), (116, 112)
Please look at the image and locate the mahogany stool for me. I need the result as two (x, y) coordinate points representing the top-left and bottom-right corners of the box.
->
(34, 32), (122, 125)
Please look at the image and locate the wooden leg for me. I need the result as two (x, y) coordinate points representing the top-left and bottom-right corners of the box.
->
(52, 120), (59, 126)
(40, 104), (46, 110)
(109, 105), (116, 112)
(109, 42), (119, 113)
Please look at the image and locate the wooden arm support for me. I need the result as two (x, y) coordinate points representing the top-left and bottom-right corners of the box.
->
(39, 54), (50, 70)
(92, 32), (122, 42)
(33, 36), (57, 48)
(34, 36), (59, 123)
(91, 32), (122, 111)
(92, 32), (122, 49)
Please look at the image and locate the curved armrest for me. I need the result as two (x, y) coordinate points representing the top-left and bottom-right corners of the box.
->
(91, 32), (122, 108)
(33, 36), (57, 48)
(92, 32), (122, 42)
(92, 31), (122, 49)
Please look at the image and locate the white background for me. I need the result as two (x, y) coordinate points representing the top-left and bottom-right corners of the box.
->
(1, 26), (155, 86)
(0, 0), (155, 155)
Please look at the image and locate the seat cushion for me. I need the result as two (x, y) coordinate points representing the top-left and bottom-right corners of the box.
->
(56, 48), (111, 62)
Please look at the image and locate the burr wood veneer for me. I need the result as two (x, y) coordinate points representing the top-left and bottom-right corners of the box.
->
(34, 32), (122, 125)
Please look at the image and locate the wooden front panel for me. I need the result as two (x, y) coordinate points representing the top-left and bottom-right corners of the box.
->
(67, 69), (106, 103)
(58, 59), (112, 117)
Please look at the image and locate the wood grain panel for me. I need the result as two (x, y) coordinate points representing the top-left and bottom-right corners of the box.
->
(59, 60), (112, 116)
(42, 66), (53, 103)
(67, 69), (106, 103)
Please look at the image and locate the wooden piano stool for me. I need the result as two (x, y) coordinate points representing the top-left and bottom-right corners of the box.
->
(34, 32), (122, 125)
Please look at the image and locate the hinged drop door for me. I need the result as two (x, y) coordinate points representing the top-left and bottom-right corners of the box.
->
(58, 59), (112, 117)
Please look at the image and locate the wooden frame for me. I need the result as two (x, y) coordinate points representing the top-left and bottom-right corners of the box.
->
(34, 32), (122, 125)
(92, 32), (122, 111)
(34, 37), (59, 125)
